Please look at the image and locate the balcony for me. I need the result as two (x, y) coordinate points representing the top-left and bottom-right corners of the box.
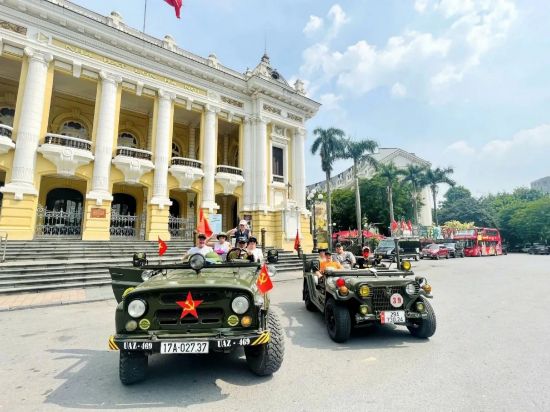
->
(37, 133), (94, 176)
(215, 165), (244, 194)
(112, 146), (155, 184)
(0, 124), (15, 154)
(169, 157), (204, 190)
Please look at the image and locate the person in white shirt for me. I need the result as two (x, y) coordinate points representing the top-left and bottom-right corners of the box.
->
(246, 236), (264, 263)
(207, 233), (231, 261)
(183, 233), (213, 260)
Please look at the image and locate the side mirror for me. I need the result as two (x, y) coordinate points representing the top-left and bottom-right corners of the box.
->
(267, 249), (279, 264)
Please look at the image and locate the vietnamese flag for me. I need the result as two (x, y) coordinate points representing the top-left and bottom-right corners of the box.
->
(197, 209), (213, 238)
(256, 264), (273, 294)
(391, 220), (398, 231)
(293, 229), (301, 252)
(158, 236), (168, 256)
(407, 220), (413, 231)
(164, 0), (183, 18)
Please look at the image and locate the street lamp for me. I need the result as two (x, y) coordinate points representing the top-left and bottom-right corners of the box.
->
(307, 191), (323, 252)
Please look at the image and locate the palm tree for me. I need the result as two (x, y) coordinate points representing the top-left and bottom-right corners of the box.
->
(402, 164), (428, 225)
(423, 167), (456, 226)
(339, 138), (378, 243)
(311, 127), (345, 250)
(377, 162), (405, 224)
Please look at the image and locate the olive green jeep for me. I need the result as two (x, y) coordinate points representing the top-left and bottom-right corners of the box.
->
(108, 250), (284, 384)
(302, 257), (436, 343)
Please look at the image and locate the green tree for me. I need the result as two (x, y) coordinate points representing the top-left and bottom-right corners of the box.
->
(311, 127), (345, 249)
(509, 197), (550, 243)
(423, 167), (456, 226)
(401, 164), (428, 224)
(339, 138), (378, 236)
(439, 186), (496, 227)
(376, 163), (405, 223)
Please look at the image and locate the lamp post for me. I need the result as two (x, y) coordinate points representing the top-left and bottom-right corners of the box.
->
(308, 191), (323, 252)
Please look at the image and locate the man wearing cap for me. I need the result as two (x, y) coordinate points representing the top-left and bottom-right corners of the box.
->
(228, 220), (251, 243)
(333, 243), (356, 269)
(206, 233), (231, 261)
(182, 233), (214, 261)
(314, 248), (342, 284)
(246, 236), (264, 263)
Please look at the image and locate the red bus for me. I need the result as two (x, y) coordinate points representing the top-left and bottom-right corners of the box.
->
(453, 228), (503, 257)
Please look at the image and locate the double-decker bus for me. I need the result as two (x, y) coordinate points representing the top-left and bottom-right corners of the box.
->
(453, 227), (503, 257)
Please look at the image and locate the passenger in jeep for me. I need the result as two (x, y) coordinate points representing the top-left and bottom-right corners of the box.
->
(314, 248), (342, 283)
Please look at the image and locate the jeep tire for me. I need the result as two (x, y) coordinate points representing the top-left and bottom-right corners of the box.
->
(325, 298), (351, 343)
(119, 350), (148, 385)
(245, 312), (284, 376)
(407, 297), (436, 339)
(303, 280), (317, 312)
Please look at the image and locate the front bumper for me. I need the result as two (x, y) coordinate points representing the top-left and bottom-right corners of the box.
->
(108, 330), (269, 353)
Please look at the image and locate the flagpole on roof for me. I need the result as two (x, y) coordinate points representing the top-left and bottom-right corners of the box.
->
(142, 0), (148, 33)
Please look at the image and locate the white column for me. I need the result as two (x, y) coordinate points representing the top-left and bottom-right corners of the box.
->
(293, 128), (307, 211)
(86, 71), (121, 204)
(150, 90), (174, 209)
(1, 48), (52, 199)
(254, 117), (268, 211)
(201, 105), (219, 211)
(188, 126), (196, 159)
(242, 117), (253, 210)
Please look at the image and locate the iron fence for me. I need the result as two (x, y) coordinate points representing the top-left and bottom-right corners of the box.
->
(110, 208), (146, 239)
(168, 215), (195, 240)
(35, 204), (83, 238)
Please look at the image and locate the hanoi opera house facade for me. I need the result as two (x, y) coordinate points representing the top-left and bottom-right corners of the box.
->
(0, 0), (320, 249)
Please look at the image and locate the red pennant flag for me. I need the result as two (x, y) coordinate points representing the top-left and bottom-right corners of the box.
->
(391, 220), (398, 231)
(158, 236), (167, 256)
(256, 264), (273, 294)
(400, 219), (406, 230)
(294, 229), (301, 252)
(164, 0), (183, 18)
(407, 220), (413, 231)
(197, 209), (213, 238)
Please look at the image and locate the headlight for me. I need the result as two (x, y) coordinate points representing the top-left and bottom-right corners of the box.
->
(359, 285), (371, 297)
(189, 253), (206, 271)
(127, 299), (147, 318)
(401, 260), (411, 271)
(405, 283), (417, 295)
(231, 295), (250, 314)
(141, 270), (153, 281)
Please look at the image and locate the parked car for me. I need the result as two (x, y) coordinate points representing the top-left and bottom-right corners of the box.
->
(530, 244), (550, 255)
(521, 244), (533, 253)
(443, 242), (465, 258)
(421, 244), (449, 260)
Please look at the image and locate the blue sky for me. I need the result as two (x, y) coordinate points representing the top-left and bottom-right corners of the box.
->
(71, 0), (550, 197)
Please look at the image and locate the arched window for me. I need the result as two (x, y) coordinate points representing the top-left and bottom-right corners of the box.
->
(118, 132), (138, 148)
(58, 120), (89, 140)
(0, 107), (15, 127)
(112, 193), (137, 216)
(45, 188), (83, 213)
(172, 142), (181, 158)
(169, 198), (180, 217)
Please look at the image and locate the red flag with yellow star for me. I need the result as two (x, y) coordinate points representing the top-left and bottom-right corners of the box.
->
(256, 264), (273, 294)
(158, 236), (167, 256)
(176, 291), (203, 319)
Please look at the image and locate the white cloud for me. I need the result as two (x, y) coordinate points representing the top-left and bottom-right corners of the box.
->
(391, 82), (407, 97)
(303, 15), (323, 36)
(319, 93), (343, 111)
(445, 140), (475, 155)
(300, 0), (517, 102)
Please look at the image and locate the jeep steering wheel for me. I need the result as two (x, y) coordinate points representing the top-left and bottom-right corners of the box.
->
(226, 247), (249, 262)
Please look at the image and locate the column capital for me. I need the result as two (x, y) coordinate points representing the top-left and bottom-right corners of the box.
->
(252, 115), (267, 126)
(205, 104), (221, 114)
(99, 71), (122, 85)
(295, 127), (307, 138)
(158, 89), (176, 101)
(24, 47), (52, 65)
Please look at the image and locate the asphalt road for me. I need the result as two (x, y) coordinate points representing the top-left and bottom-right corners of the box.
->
(1, 254), (549, 411)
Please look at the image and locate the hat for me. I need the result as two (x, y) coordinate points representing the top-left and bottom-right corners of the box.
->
(197, 233), (207, 239)
(362, 246), (370, 251)
(318, 248), (328, 253)
(248, 236), (257, 243)
(335, 242), (343, 248)
(237, 237), (247, 243)
(217, 233), (227, 240)
(239, 219), (248, 226)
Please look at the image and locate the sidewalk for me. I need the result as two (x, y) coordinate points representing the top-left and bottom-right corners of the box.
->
(0, 270), (303, 312)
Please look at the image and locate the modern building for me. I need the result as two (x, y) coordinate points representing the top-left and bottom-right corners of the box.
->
(531, 176), (550, 194)
(0, 0), (320, 250)
(306, 148), (433, 226)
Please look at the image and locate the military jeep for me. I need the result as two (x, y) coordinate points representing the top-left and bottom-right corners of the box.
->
(302, 258), (436, 343)
(108, 250), (284, 385)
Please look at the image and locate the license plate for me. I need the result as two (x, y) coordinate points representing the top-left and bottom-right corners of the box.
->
(380, 311), (406, 324)
(160, 341), (209, 354)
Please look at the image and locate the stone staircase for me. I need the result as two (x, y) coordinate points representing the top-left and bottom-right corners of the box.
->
(0, 240), (310, 294)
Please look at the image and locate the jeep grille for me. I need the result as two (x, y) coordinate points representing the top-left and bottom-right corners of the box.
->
(371, 286), (408, 312)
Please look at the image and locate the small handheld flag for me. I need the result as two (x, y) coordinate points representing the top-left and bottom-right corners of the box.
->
(158, 236), (167, 256)
(256, 264), (273, 294)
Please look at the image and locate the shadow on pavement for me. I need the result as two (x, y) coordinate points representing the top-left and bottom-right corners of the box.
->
(45, 348), (267, 409)
(277, 300), (432, 351)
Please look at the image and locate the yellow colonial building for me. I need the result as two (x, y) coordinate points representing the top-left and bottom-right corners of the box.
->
(0, 0), (319, 249)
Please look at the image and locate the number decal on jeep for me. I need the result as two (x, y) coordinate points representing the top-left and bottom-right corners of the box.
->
(390, 293), (403, 308)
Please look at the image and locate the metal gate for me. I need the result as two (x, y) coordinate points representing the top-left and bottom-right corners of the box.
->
(110, 208), (146, 239)
(35, 204), (83, 238)
(168, 216), (195, 240)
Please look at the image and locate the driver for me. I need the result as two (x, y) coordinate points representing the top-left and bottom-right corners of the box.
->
(333, 243), (356, 269)
(182, 233), (214, 260)
(314, 248), (343, 283)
